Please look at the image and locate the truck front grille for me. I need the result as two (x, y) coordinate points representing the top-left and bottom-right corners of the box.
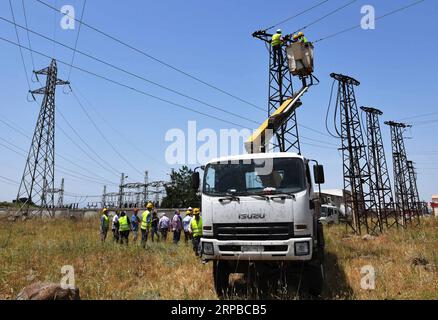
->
(213, 223), (294, 241)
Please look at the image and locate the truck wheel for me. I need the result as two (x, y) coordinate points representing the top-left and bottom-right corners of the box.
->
(305, 262), (324, 297)
(213, 261), (230, 299)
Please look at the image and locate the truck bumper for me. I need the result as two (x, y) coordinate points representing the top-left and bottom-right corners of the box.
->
(200, 238), (313, 261)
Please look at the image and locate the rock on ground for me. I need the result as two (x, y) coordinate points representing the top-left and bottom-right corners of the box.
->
(17, 282), (80, 300)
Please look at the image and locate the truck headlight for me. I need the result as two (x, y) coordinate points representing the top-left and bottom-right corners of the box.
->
(294, 241), (310, 256)
(203, 242), (214, 255)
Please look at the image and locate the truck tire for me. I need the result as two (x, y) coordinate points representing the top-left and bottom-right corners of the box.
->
(305, 262), (324, 297)
(213, 261), (230, 299)
(304, 221), (325, 297)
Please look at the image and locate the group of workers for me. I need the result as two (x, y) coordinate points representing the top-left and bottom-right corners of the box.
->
(271, 29), (308, 66)
(99, 202), (203, 256)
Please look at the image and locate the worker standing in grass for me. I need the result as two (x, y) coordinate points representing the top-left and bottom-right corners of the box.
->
(158, 213), (170, 241)
(183, 209), (193, 245)
(111, 212), (120, 243)
(118, 211), (131, 245)
(151, 210), (160, 242)
(100, 208), (110, 242)
(189, 208), (203, 256)
(140, 202), (154, 248)
(171, 210), (183, 245)
(131, 208), (140, 243)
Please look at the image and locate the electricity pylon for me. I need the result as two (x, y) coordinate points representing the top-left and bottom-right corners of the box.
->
(361, 107), (399, 229)
(331, 73), (381, 235)
(385, 121), (421, 227)
(16, 59), (69, 217)
(252, 30), (300, 153)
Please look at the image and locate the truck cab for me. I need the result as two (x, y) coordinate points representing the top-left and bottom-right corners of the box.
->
(192, 152), (326, 298)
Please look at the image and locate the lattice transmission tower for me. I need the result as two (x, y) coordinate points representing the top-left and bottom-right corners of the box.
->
(252, 30), (300, 153)
(361, 107), (399, 229)
(331, 73), (381, 235)
(385, 121), (421, 227)
(407, 160), (422, 223)
(16, 59), (69, 217)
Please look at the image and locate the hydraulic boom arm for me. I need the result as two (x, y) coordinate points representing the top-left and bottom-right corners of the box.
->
(245, 85), (309, 154)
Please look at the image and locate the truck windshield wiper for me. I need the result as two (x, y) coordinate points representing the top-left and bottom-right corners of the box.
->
(249, 194), (270, 201)
(270, 193), (296, 200)
(218, 195), (240, 203)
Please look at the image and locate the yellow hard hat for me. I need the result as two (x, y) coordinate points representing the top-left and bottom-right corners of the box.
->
(102, 208), (108, 213)
(298, 32), (304, 37)
(193, 208), (201, 215)
(186, 210), (191, 215)
(146, 202), (154, 209)
(293, 34), (299, 40)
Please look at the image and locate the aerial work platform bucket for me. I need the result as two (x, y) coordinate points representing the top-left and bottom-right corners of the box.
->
(286, 42), (314, 77)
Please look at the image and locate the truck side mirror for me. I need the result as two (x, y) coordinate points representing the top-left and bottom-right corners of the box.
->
(313, 165), (325, 185)
(191, 172), (200, 190)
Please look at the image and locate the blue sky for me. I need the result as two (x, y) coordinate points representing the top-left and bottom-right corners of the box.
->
(0, 0), (437, 205)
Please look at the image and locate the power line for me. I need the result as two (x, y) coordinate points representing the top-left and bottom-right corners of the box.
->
(1, 35), (248, 127)
(2, 15), (338, 144)
(0, 16), (262, 124)
(71, 85), (169, 173)
(70, 88), (144, 177)
(0, 113), (120, 183)
(263, 0), (330, 31)
(0, 175), (19, 186)
(35, 0), (262, 111)
(21, 0), (38, 80)
(56, 111), (121, 177)
(399, 111), (438, 121)
(8, 0), (31, 91)
(0, 137), (117, 186)
(292, 0), (357, 34)
(1, 35), (338, 150)
(315, 0), (427, 43)
(67, 0), (87, 82)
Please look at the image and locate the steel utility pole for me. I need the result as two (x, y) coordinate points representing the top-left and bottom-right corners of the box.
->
(56, 178), (64, 208)
(361, 107), (399, 229)
(102, 185), (107, 208)
(385, 121), (421, 228)
(118, 173), (125, 208)
(16, 59), (69, 217)
(407, 160), (422, 225)
(143, 170), (149, 207)
(331, 73), (381, 235)
(252, 30), (300, 153)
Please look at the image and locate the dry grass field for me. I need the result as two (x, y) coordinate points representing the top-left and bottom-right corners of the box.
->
(0, 216), (437, 300)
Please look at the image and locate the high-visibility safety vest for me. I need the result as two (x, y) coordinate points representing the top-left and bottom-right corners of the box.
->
(119, 216), (130, 232)
(141, 210), (152, 230)
(300, 36), (308, 43)
(271, 33), (282, 47)
(102, 214), (109, 228)
(190, 217), (203, 237)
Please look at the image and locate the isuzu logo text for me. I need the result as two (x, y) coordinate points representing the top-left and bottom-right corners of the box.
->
(239, 213), (266, 220)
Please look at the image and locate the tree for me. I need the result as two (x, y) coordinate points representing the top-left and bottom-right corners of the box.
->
(161, 166), (200, 208)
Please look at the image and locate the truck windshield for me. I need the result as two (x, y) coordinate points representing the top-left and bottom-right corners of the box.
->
(203, 158), (307, 196)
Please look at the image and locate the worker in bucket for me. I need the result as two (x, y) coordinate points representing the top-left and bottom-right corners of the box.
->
(271, 29), (284, 66)
(297, 31), (308, 43)
(189, 208), (203, 256)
